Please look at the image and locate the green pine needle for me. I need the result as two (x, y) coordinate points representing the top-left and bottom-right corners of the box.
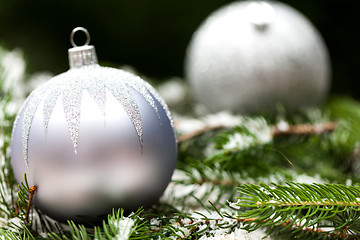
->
(4, 54), (360, 239)
(237, 182), (360, 238)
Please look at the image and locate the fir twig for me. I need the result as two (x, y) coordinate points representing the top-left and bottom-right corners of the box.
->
(48, 208), (149, 240)
(17, 174), (32, 219)
(2, 51), (360, 240)
(237, 182), (360, 239)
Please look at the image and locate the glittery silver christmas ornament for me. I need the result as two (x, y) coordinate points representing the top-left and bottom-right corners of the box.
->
(185, 1), (331, 113)
(11, 27), (177, 222)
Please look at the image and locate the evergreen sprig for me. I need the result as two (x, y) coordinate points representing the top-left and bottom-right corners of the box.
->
(16, 174), (32, 221)
(5, 53), (360, 238)
(48, 208), (149, 240)
(141, 203), (242, 239)
(237, 182), (360, 239)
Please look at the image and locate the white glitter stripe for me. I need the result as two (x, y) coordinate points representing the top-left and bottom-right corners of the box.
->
(21, 65), (173, 163)
(22, 84), (49, 166)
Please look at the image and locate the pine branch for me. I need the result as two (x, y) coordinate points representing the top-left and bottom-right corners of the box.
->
(237, 182), (360, 239)
(17, 174), (32, 221)
(2, 51), (360, 240)
(48, 208), (149, 240)
(144, 205), (243, 239)
(0, 229), (27, 240)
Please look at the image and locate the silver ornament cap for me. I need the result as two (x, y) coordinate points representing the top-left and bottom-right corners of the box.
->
(68, 27), (98, 68)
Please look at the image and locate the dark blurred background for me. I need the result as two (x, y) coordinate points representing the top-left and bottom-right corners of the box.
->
(0, 0), (359, 97)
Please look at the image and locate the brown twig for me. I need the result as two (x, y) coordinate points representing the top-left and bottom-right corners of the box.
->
(174, 178), (241, 187)
(149, 212), (357, 239)
(271, 122), (337, 137)
(177, 125), (225, 143)
(176, 122), (337, 143)
(240, 217), (357, 239)
(257, 200), (360, 207)
(170, 215), (355, 238)
(25, 185), (37, 224)
(14, 199), (19, 215)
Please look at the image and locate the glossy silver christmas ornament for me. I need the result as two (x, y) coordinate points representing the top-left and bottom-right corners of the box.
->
(185, 1), (331, 113)
(11, 27), (177, 222)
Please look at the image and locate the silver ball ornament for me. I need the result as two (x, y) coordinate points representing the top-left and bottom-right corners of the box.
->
(11, 27), (177, 222)
(185, 1), (331, 113)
